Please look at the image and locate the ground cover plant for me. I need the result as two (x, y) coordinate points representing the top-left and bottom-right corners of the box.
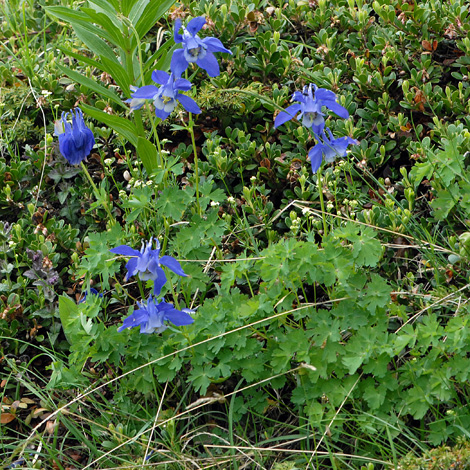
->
(0, 0), (470, 468)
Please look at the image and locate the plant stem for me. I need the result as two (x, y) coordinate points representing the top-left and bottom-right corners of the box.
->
(80, 162), (116, 226)
(188, 112), (201, 216)
(316, 168), (328, 237)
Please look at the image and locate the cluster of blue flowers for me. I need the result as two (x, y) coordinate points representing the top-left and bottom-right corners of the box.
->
(59, 16), (358, 335)
(275, 83), (358, 173)
(55, 16), (231, 165)
(110, 238), (194, 334)
(61, 16), (233, 334)
(127, 16), (232, 118)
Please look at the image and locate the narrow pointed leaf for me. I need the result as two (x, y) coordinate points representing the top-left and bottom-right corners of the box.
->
(137, 136), (159, 175)
(80, 103), (138, 146)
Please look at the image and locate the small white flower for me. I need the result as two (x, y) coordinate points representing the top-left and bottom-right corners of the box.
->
(210, 201), (220, 207)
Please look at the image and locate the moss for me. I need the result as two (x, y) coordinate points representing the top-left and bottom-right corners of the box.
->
(398, 439), (470, 470)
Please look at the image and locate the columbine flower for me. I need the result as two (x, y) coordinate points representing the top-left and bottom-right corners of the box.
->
(129, 71), (201, 120)
(78, 288), (103, 304)
(308, 128), (358, 173)
(117, 296), (194, 334)
(171, 16), (232, 78)
(110, 238), (187, 296)
(274, 84), (349, 134)
(125, 85), (146, 112)
(55, 108), (95, 165)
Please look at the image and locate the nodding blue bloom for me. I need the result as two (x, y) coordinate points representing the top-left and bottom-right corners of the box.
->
(129, 70), (201, 120)
(308, 129), (358, 173)
(125, 85), (146, 112)
(78, 288), (103, 304)
(110, 238), (187, 296)
(117, 296), (194, 334)
(274, 84), (349, 134)
(55, 108), (95, 165)
(171, 16), (232, 78)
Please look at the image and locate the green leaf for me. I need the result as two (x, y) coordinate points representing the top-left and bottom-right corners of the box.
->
(81, 8), (125, 50)
(240, 356), (266, 382)
(409, 160), (433, 187)
(430, 184), (459, 220)
(434, 137), (463, 185)
(120, 186), (152, 223)
(134, 0), (175, 41)
(128, 0), (149, 23)
(137, 137), (159, 175)
(45, 6), (92, 24)
(187, 365), (211, 394)
(155, 186), (193, 221)
(45, 6), (115, 44)
(359, 274), (391, 314)
(59, 295), (80, 344)
(351, 228), (383, 267)
(342, 355), (364, 374)
(80, 103), (138, 146)
(79, 224), (124, 290)
(56, 64), (124, 108)
(58, 46), (105, 71)
(101, 56), (132, 96)
(87, 0), (119, 19)
(362, 381), (387, 409)
(403, 386), (431, 419)
(333, 224), (383, 267)
(73, 24), (120, 63)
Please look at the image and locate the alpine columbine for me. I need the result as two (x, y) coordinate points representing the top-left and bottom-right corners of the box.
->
(171, 16), (232, 78)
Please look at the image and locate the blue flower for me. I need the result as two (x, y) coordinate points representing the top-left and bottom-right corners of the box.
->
(274, 84), (349, 134)
(171, 16), (232, 78)
(125, 85), (146, 112)
(308, 129), (358, 173)
(55, 108), (95, 165)
(78, 288), (103, 304)
(117, 296), (194, 334)
(129, 71), (201, 120)
(110, 238), (187, 296)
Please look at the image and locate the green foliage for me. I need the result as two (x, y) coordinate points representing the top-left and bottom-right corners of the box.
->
(3, 0), (470, 467)
(399, 439), (470, 470)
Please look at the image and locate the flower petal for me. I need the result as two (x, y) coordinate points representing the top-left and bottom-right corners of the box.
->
(152, 70), (170, 85)
(153, 266), (167, 296)
(196, 51), (220, 77)
(166, 308), (194, 326)
(174, 18), (183, 43)
(174, 78), (192, 91)
(308, 144), (325, 173)
(124, 257), (138, 280)
(154, 106), (171, 121)
(292, 91), (306, 103)
(170, 49), (189, 78)
(177, 94), (201, 114)
(131, 85), (159, 99)
(160, 255), (187, 276)
(186, 16), (206, 36)
(201, 37), (232, 54)
(110, 245), (141, 257)
(274, 103), (302, 128)
(321, 100), (349, 119)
